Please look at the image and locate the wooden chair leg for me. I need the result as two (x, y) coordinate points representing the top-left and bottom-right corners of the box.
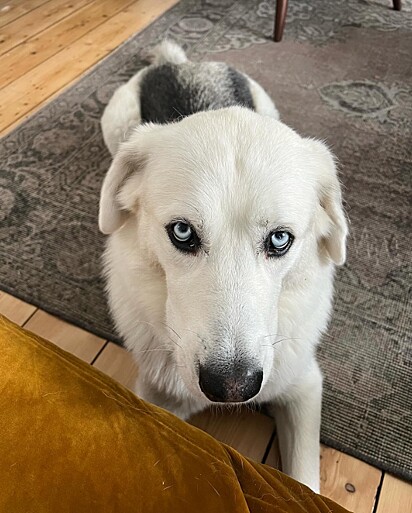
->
(273, 0), (289, 42)
(273, 0), (399, 43)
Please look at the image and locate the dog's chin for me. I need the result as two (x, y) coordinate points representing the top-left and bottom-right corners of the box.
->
(205, 396), (260, 407)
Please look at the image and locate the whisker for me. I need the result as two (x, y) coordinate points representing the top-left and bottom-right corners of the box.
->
(160, 322), (182, 341)
(259, 332), (302, 348)
(271, 337), (301, 346)
(132, 347), (174, 356)
(181, 328), (203, 341)
(163, 333), (183, 350)
(131, 319), (184, 350)
(172, 106), (185, 120)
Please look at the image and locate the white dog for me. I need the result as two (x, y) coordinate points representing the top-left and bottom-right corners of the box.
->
(99, 41), (348, 492)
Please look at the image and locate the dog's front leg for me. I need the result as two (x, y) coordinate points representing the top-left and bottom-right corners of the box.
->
(267, 361), (322, 493)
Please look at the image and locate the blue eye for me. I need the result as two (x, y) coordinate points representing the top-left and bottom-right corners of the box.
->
(266, 230), (293, 257)
(166, 221), (201, 254)
(271, 231), (290, 249)
(173, 222), (192, 242)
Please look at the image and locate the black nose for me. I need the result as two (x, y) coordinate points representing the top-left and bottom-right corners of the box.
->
(199, 362), (263, 403)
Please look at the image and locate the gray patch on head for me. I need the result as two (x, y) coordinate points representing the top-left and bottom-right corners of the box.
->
(226, 67), (254, 109)
(139, 62), (255, 124)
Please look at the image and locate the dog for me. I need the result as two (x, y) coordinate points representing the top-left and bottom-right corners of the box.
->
(99, 41), (348, 493)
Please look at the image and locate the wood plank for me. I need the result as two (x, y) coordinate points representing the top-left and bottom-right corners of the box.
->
(319, 445), (381, 512)
(93, 342), (138, 390)
(265, 441), (381, 511)
(0, 0), (50, 29)
(0, 0), (137, 88)
(263, 435), (281, 469)
(376, 474), (412, 513)
(191, 409), (275, 461)
(0, 291), (37, 325)
(24, 309), (105, 363)
(0, 0), (92, 55)
(0, 0), (178, 134)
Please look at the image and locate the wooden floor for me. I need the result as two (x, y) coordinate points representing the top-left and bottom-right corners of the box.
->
(1, 1), (411, 511)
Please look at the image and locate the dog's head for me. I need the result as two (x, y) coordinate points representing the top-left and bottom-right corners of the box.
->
(99, 107), (347, 404)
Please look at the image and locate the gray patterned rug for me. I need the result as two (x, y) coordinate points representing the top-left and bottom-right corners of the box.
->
(1, 0), (411, 480)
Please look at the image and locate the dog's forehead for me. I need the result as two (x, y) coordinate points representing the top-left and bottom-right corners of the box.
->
(144, 109), (319, 231)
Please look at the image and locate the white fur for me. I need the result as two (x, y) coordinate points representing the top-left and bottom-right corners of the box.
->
(101, 70), (147, 157)
(99, 105), (348, 493)
(149, 39), (188, 65)
(243, 74), (280, 119)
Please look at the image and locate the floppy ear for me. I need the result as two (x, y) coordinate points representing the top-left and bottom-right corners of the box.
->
(307, 139), (348, 266)
(99, 125), (157, 235)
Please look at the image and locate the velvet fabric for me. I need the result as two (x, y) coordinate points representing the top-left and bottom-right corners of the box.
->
(0, 315), (350, 512)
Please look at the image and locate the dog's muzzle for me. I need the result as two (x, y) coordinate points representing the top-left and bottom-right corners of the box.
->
(199, 361), (263, 403)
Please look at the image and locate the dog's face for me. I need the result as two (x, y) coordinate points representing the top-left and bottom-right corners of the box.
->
(100, 108), (347, 404)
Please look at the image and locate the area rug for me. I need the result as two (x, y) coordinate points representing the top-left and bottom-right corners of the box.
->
(1, 0), (411, 480)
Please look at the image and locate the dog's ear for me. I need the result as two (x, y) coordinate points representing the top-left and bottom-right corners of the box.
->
(99, 125), (158, 235)
(306, 139), (348, 265)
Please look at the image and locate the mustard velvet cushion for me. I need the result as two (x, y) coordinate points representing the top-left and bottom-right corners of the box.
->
(0, 315), (349, 513)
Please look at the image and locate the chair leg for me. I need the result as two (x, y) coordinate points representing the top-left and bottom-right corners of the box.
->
(273, 0), (289, 42)
(273, 0), (399, 43)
